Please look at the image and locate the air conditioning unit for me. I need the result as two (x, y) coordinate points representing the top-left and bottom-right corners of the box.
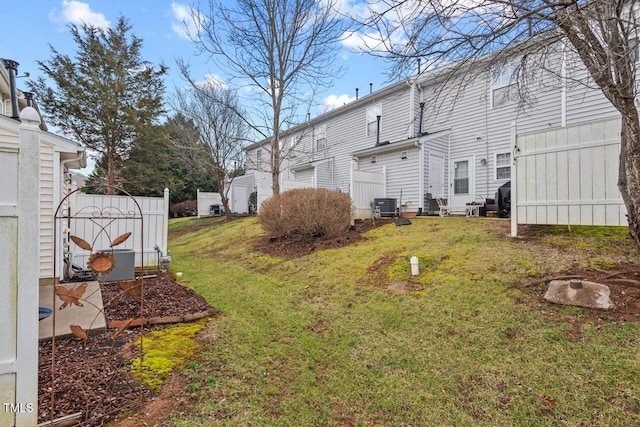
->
(373, 198), (397, 217)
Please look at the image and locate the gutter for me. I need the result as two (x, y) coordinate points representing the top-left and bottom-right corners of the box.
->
(352, 139), (420, 158)
(61, 145), (87, 171)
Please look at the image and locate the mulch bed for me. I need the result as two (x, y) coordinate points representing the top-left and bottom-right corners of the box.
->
(38, 273), (218, 426)
(255, 218), (394, 258)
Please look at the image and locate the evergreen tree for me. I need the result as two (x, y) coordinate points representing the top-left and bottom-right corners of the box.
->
(29, 16), (167, 194)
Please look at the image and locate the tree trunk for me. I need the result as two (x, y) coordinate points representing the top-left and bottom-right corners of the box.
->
(107, 150), (116, 195)
(271, 140), (281, 196)
(218, 179), (233, 222)
(618, 112), (640, 250)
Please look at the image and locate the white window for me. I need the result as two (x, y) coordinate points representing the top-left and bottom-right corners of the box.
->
(491, 63), (518, 107)
(453, 160), (470, 195)
(315, 124), (327, 150)
(367, 103), (382, 136)
(257, 149), (264, 169)
(495, 152), (511, 180)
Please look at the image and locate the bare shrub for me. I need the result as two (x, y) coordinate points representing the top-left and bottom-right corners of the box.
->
(259, 188), (353, 239)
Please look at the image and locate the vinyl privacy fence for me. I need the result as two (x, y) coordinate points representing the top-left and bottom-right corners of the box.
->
(67, 189), (169, 269)
(512, 118), (626, 236)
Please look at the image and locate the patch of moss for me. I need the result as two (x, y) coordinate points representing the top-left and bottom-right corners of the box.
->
(130, 322), (206, 390)
(590, 258), (620, 270)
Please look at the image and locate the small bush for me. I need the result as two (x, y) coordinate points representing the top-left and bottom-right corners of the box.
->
(259, 188), (353, 239)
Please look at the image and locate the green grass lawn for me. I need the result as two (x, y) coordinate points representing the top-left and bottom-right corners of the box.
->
(165, 216), (640, 426)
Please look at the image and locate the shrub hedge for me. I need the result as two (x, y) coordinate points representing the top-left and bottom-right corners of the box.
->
(258, 188), (353, 239)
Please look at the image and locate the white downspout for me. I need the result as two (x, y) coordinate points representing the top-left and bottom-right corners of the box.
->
(447, 133), (451, 199)
(408, 79), (416, 139)
(561, 45), (567, 127)
(418, 139), (425, 212)
(59, 146), (87, 281)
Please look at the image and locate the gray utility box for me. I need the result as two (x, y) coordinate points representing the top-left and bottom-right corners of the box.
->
(373, 198), (397, 217)
(98, 249), (135, 281)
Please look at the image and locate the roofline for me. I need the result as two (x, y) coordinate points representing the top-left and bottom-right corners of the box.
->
(245, 78), (414, 151)
(352, 138), (420, 158)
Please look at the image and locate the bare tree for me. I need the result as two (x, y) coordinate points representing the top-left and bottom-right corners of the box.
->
(358, 0), (640, 248)
(186, 0), (346, 195)
(174, 64), (248, 220)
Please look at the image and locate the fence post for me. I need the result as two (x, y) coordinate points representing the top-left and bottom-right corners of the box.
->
(163, 188), (169, 255)
(16, 107), (41, 425)
(196, 188), (200, 219)
(510, 122), (518, 237)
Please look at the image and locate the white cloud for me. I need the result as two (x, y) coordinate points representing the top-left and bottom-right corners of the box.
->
(321, 93), (356, 111)
(171, 2), (204, 40)
(50, 0), (110, 29)
(337, 0), (413, 53)
(196, 73), (228, 90)
(327, 0), (374, 19)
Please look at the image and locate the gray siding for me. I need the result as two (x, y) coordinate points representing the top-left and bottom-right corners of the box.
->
(293, 167), (314, 184)
(270, 85), (418, 193)
(244, 43), (626, 211)
(315, 159), (334, 189)
(420, 61), (564, 200)
(357, 145), (422, 212)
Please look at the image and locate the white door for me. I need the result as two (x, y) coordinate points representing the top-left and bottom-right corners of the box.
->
(233, 186), (248, 214)
(450, 156), (474, 206)
(428, 154), (444, 198)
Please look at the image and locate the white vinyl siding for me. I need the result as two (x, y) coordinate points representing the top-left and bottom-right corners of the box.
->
(294, 167), (314, 184)
(39, 142), (55, 279)
(315, 159), (333, 189)
(358, 145), (422, 211)
(256, 149), (264, 170)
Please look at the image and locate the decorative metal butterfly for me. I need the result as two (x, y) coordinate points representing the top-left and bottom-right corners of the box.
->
(118, 277), (143, 296)
(55, 282), (88, 310)
(70, 324), (88, 341)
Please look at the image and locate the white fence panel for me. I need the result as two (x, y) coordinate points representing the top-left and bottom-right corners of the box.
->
(0, 111), (41, 426)
(0, 142), (20, 427)
(197, 190), (222, 217)
(350, 166), (387, 219)
(229, 174), (255, 213)
(69, 192), (169, 269)
(513, 118), (626, 231)
(256, 179), (312, 211)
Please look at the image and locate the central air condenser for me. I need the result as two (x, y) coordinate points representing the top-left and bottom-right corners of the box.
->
(373, 198), (397, 217)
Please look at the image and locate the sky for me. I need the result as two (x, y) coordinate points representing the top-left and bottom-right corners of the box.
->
(0, 0), (398, 120)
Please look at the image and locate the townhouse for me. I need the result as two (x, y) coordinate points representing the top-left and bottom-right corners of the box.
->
(235, 44), (624, 224)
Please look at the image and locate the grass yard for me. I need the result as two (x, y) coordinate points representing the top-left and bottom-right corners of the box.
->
(165, 216), (640, 426)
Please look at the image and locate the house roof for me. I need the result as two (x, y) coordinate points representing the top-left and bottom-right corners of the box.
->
(290, 157), (332, 172)
(245, 78), (414, 151)
(351, 139), (420, 158)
